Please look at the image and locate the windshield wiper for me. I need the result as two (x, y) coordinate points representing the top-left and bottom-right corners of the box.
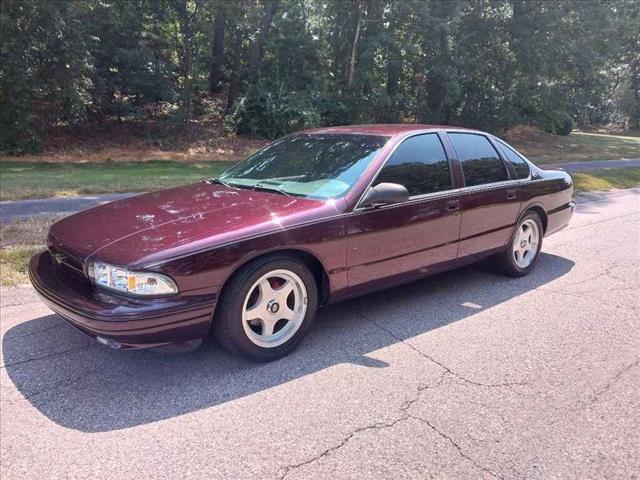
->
(252, 183), (297, 197)
(207, 178), (232, 187)
(209, 178), (302, 197)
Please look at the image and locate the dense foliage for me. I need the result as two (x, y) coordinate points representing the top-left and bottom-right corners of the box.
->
(1, 0), (638, 153)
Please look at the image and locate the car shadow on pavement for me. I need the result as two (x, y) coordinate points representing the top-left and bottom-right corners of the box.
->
(2, 253), (574, 432)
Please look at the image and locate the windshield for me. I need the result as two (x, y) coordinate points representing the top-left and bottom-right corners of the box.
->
(218, 133), (388, 199)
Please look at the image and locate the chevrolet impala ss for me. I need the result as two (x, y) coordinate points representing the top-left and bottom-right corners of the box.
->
(29, 125), (575, 361)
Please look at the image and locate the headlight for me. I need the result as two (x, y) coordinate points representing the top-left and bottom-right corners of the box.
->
(88, 261), (178, 296)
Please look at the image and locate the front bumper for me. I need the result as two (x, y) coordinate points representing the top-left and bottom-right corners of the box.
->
(29, 252), (215, 349)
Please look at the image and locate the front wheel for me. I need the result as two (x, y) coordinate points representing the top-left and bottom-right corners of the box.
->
(494, 211), (543, 277)
(214, 255), (318, 361)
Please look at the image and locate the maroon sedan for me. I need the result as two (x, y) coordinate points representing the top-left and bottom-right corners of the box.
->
(29, 124), (574, 361)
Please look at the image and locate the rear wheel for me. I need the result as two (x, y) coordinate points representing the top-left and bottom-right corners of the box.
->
(494, 211), (543, 277)
(214, 255), (318, 361)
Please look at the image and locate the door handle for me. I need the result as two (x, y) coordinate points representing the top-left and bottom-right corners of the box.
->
(506, 189), (517, 200)
(445, 200), (461, 212)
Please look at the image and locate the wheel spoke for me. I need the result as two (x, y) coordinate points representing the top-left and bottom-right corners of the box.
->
(280, 305), (295, 321)
(245, 305), (264, 323)
(276, 280), (294, 300)
(261, 318), (276, 336)
(259, 278), (276, 298)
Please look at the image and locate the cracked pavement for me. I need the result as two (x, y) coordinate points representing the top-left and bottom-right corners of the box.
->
(1, 188), (639, 479)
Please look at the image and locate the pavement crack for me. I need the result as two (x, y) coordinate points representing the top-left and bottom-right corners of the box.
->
(550, 358), (640, 425)
(0, 342), (95, 369)
(4, 322), (67, 340)
(590, 358), (640, 404)
(356, 311), (527, 390)
(408, 413), (504, 479)
(277, 417), (411, 480)
(275, 311), (520, 479)
(23, 370), (96, 401)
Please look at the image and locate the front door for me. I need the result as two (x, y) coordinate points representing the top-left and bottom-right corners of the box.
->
(346, 132), (462, 291)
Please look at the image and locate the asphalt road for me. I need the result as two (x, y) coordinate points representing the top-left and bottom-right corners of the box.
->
(1, 189), (639, 479)
(541, 157), (640, 171)
(2, 158), (638, 223)
(0, 192), (137, 224)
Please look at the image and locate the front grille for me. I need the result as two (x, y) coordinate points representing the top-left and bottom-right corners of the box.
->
(48, 245), (88, 281)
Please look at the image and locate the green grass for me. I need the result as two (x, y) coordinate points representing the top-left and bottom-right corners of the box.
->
(0, 246), (43, 286)
(573, 167), (640, 192)
(0, 160), (235, 201)
(511, 130), (640, 164)
(0, 214), (67, 286)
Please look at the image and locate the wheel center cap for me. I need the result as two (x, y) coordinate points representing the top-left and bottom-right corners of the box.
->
(520, 240), (527, 248)
(267, 300), (280, 314)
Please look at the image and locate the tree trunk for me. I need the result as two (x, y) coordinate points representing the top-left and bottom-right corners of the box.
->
(631, 59), (640, 128)
(171, 0), (198, 123)
(248, 0), (278, 75)
(209, 3), (226, 94)
(345, 1), (363, 87)
(226, 26), (243, 113)
(385, 1), (400, 98)
(424, 0), (455, 122)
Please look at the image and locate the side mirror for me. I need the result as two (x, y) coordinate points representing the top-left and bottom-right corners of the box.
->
(360, 182), (409, 208)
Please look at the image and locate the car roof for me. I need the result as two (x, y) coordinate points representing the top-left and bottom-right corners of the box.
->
(302, 124), (481, 137)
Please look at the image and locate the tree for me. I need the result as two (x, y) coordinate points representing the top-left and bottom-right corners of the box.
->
(209, 1), (226, 93)
(1, 0), (636, 154)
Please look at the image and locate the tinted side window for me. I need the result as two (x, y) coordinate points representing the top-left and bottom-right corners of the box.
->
(375, 134), (451, 196)
(449, 133), (508, 187)
(498, 141), (530, 179)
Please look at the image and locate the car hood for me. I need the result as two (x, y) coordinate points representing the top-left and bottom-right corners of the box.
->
(48, 182), (343, 267)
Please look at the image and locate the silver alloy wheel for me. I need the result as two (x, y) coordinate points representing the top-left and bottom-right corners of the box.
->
(241, 269), (308, 348)
(513, 219), (540, 268)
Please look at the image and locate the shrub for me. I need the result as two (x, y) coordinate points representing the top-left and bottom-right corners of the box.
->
(234, 86), (322, 139)
(538, 110), (574, 136)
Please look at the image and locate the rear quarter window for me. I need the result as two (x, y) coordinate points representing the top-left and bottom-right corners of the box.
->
(497, 140), (531, 179)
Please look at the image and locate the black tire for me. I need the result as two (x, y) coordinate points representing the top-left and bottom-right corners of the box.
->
(213, 254), (318, 362)
(494, 211), (544, 277)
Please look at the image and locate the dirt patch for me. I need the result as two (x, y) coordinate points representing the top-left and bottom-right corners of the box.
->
(0, 214), (64, 286)
(1, 117), (268, 163)
(1, 214), (66, 248)
(503, 124), (640, 163)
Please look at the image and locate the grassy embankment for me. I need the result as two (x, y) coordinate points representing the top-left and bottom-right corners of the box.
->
(571, 167), (640, 192)
(504, 127), (639, 164)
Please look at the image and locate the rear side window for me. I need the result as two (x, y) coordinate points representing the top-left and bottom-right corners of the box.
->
(449, 133), (509, 187)
(498, 141), (530, 179)
(375, 133), (452, 197)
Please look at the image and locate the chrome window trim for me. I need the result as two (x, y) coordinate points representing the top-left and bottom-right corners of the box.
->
(353, 129), (529, 213)
(353, 178), (524, 213)
(353, 129), (455, 211)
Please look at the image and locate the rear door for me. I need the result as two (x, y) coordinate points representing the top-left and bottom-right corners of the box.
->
(445, 132), (522, 259)
(346, 132), (462, 291)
